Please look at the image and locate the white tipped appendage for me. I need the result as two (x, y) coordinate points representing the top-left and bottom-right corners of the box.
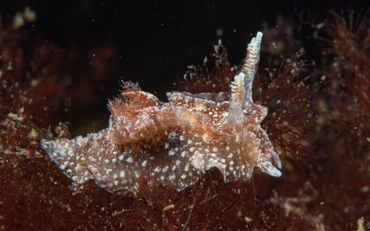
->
(228, 32), (263, 121)
(243, 31), (262, 105)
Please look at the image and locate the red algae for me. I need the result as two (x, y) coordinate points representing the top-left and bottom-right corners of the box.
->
(0, 18), (116, 128)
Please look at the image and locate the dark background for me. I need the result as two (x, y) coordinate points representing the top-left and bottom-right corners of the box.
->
(1, 0), (362, 86)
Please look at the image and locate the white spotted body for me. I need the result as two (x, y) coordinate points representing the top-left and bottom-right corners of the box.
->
(41, 32), (282, 194)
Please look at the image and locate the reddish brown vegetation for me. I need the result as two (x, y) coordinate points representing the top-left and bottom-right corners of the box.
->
(181, 41), (237, 94)
(0, 21), (116, 127)
(0, 12), (369, 230)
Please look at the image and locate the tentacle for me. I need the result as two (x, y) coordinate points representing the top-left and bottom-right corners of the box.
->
(228, 32), (263, 122)
(243, 31), (263, 106)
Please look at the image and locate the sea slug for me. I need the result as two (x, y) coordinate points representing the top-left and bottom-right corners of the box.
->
(41, 32), (282, 194)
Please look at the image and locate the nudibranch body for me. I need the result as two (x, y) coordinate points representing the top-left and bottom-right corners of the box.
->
(41, 32), (282, 194)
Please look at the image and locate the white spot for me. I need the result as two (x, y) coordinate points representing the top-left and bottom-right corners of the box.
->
(75, 164), (82, 171)
(168, 150), (175, 156)
(126, 156), (133, 163)
(227, 153), (233, 159)
(119, 171), (125, 178)
(142, 160), (147, 167)
(202, 133), (210, 143)
(190, 151), (206, 170)
(118, 155), (124, 160)
(181, 151), (187, 157)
